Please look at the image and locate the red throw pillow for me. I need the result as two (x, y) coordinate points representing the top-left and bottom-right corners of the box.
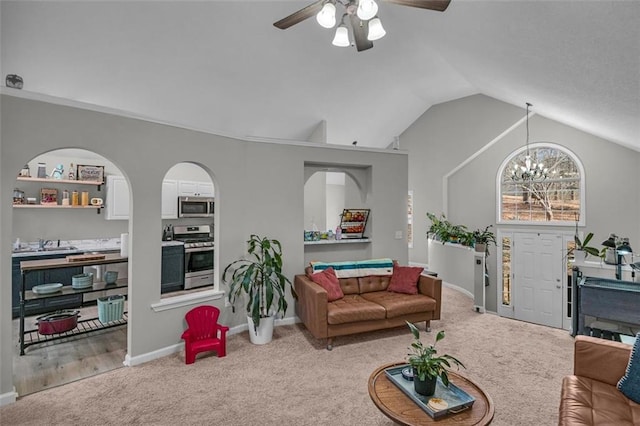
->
(309, 267), (344, 301)
(387, 265), (424, 295)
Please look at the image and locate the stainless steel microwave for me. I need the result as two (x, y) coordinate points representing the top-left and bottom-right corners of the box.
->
(178, 196), (214, 218)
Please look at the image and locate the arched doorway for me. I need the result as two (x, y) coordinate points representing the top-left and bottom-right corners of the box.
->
(11, 148), (129, 396)
(161, 162), (217, 298)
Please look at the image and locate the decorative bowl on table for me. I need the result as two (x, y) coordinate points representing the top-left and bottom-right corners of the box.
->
(71, 272), (94, 289)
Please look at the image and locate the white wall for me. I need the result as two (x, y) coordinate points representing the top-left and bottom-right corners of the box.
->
(165, 162), (212, 182)
(403, 94), (640, 314)
(304, 172), (326, 231)
(0, 91), (409, 402)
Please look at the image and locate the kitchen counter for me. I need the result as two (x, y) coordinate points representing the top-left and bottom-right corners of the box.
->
(20, 252), (128, 271)
(12, 237), (184, 257)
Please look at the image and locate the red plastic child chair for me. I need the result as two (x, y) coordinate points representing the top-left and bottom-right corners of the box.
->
(181, 305), (229, 364)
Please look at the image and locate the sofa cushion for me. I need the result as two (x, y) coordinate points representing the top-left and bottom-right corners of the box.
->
(327, 295), (387, 325)
(618, 333), (640, 403)
(359, 275), (391, 293)
(309, 267), (344, 302)
(361, 291), (436, 319)
(338, 277), (360, 295)
(560, 375), (640, 425)
(387, 265), (424, 295)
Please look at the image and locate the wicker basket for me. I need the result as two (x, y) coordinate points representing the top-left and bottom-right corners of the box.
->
(97, 295), (125, 323)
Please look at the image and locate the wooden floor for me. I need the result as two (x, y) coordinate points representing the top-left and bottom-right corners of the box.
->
(12, 305), (127, 397)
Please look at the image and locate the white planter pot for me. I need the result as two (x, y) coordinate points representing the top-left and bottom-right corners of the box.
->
(247, 315), (274, 345)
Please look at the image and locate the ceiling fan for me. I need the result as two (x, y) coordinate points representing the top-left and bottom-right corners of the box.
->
(273, 0), (451, 52)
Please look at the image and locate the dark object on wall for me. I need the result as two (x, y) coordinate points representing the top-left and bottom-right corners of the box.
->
(6, 74), (24, 89)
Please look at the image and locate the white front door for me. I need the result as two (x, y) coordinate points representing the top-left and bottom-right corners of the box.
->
(513, 232), (563, 328)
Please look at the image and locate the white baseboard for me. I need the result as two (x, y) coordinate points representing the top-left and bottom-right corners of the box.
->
(124, 343), (183, 367)
(442, 281), (473, 299)
(0, 387), (18, 407)
(123, 317), (301, 367)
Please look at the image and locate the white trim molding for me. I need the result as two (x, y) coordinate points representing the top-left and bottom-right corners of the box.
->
(0, 387), (18, 407)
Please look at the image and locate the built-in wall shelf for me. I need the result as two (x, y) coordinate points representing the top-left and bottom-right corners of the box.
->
(17, 176), (102, 186)
(13, 204), (104, 214)
(304, 238), (370, 246)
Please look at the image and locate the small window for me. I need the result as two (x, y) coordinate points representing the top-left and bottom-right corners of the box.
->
(501, 236), (512, 306)
(407, 190), (414, 248)
(497, 143), (585, 225)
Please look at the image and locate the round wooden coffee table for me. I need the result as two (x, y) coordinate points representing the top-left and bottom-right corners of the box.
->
(368, 362), (494, 425)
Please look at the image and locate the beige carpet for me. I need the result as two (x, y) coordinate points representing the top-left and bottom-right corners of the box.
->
(0, 286), (574, 425)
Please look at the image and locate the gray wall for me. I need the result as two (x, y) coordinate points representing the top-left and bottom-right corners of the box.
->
(0, 92), (409, 401)
(403, 94), (640, 312)
(304, 172), (327, 232)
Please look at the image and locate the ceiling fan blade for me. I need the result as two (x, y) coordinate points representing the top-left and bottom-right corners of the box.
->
(349, 15), (374, 52)
(273, 1), (324, 30)
(383, 0), (451, 12)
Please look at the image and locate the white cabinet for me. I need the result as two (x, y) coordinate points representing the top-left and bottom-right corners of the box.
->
(106, 176), (212, 220)
(105, 175), (130, 220)
(178, 180), (214, 197)
(161, 179), (178, 219)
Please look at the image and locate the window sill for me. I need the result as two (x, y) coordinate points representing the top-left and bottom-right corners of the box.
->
(151, 289), (224, 312)
(304, 238), (370, 245)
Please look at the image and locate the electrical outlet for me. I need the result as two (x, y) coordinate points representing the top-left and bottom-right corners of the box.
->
(395, 231), (403, 239)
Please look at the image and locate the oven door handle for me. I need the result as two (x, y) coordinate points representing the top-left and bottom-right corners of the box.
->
(185, 246), (214, 253)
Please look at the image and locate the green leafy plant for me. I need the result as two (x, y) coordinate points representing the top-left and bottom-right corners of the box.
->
(572, 232), (602, 259)
(473, 225), (497, 255)
(222, 235), (296, 332)
(426, 212), (451, 242)
(406, 321), (465, 386)
(473, 225), (496, 246)
(566, 214), (602, 259)
(427, 212), (471, 244)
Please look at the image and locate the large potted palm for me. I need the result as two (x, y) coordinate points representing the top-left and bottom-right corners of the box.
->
(222, 234), (296, 345)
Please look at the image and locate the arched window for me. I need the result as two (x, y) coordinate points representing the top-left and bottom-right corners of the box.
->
(497, 143), (585, 225)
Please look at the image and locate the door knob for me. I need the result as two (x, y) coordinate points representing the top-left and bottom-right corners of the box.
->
(556, 285), (561, 289)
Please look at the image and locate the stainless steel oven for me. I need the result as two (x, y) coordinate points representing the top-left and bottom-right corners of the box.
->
(173, 225), (214, 289)
(178, 196), (214, 218)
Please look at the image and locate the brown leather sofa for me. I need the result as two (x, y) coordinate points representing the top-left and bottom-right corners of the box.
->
(559, 336), (640, 425)
(294, 269), (442, 350)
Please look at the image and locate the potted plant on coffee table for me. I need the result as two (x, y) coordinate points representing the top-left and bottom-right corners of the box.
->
(406, 321), (465, 396)
(222, 234), (296, 345)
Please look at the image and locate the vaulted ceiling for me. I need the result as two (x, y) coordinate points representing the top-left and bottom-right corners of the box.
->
(1, 1), (638, 150)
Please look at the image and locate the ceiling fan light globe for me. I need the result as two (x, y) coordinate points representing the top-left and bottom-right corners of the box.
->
(367, 17), (386, 41)
(332, 25), (350, 47)
(357, 0), (378, 21)
(316, 3), (337, 28)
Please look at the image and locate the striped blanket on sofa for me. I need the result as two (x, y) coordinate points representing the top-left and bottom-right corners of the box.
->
(310, 258), (394, 278)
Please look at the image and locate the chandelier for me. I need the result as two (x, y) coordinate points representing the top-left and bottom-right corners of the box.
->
(511, 102), (549, 182)
(316, 0), (387, 47)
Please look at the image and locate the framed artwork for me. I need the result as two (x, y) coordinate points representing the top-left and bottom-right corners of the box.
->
(76, 164), (104, 183)
(40, 188), (58, 205)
